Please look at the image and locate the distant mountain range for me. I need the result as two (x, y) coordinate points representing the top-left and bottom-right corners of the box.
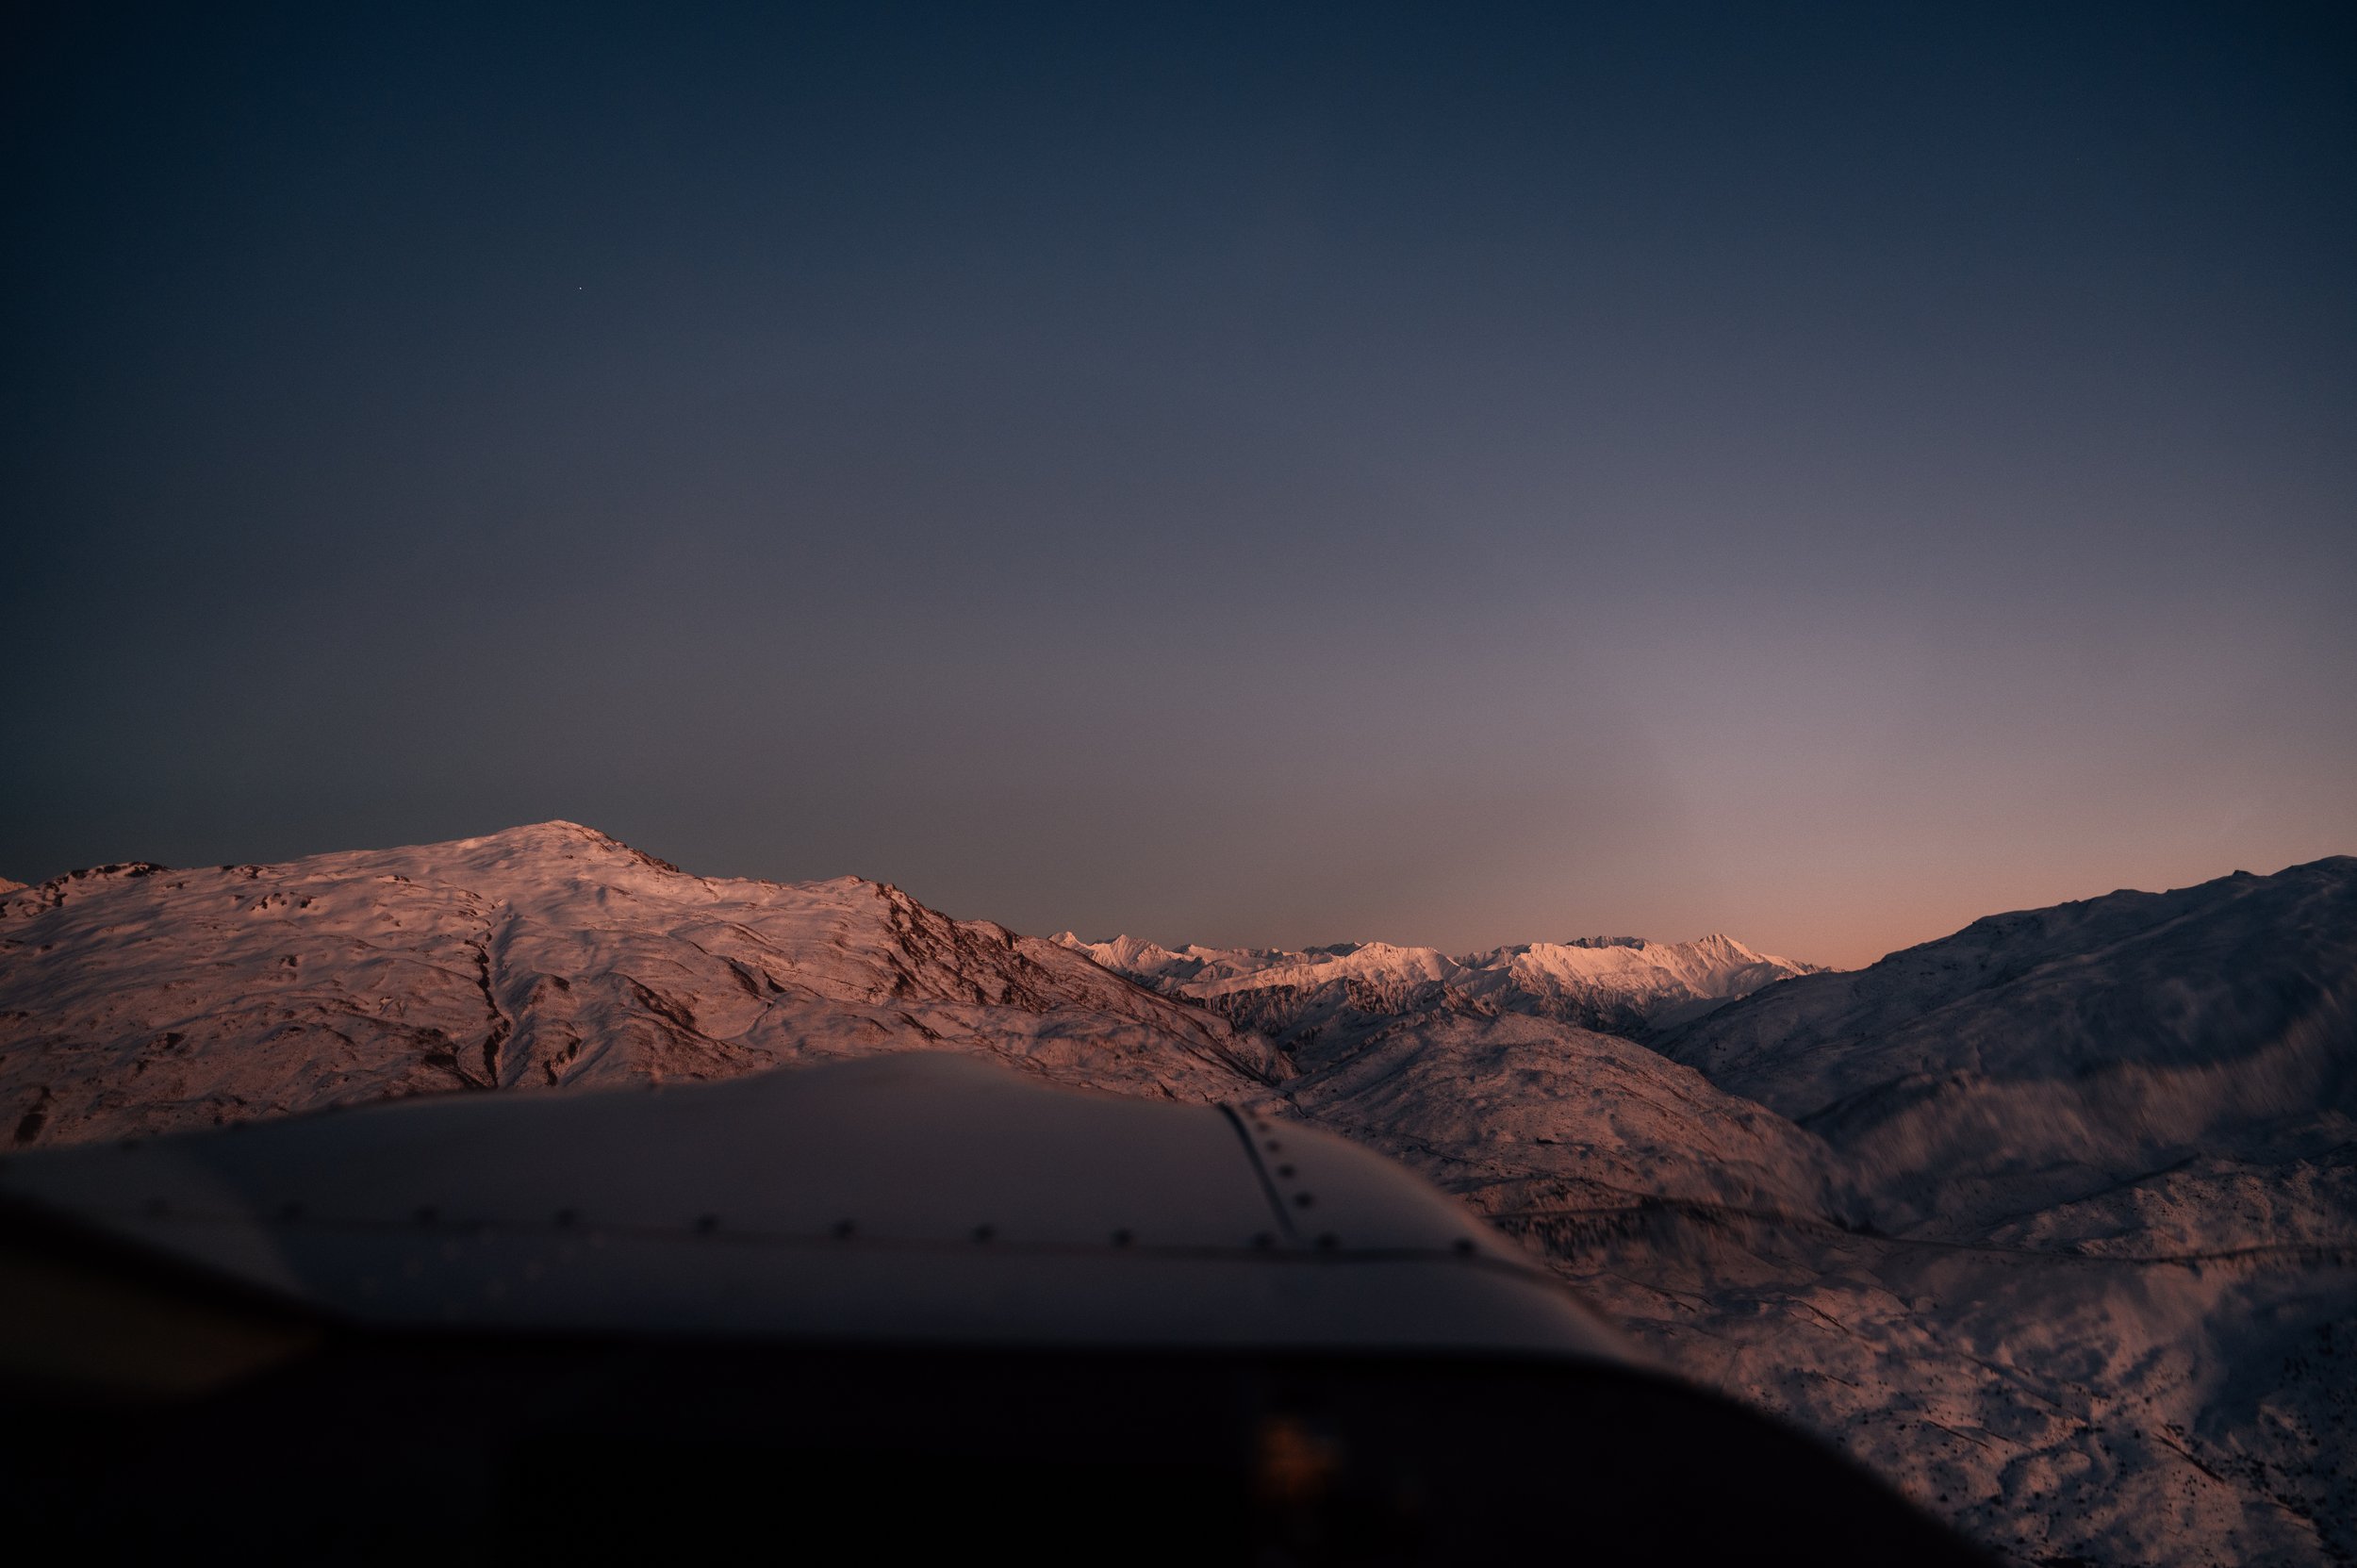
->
(3, 824), (2350, 1566)
(1054, 928), (1822, 1044)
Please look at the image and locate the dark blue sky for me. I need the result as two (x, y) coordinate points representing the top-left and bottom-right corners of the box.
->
(6, 2), (2352, 965)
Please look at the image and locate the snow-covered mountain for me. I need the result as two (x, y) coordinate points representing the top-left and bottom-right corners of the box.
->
(3, 827), (2350, 1565)
(1056, 929), (1821, 1047)
(0, 822), (1282, 1147)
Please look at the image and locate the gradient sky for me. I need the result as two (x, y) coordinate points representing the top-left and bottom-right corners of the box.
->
(5, 2), (2352, 967)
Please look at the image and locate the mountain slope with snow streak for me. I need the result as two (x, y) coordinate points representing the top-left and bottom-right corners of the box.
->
(0, 822), (1283, 1147)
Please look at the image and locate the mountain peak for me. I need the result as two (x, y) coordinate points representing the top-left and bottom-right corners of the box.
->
(0, 827), (1290, 1148)
(450, 820), (681, 868)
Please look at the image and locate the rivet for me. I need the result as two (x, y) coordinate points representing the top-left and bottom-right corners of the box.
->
(832, 1220), (856, 1240)
(1276, 1164), (1295, 1179)
(1251, 1232), (1276, 1250)
(1264, 1140), (1282, 1154)
(973, 1224), (996, 1243)
(553, 1208), (578, 1228)
(1294, 1192), (1315, 1208)
(1111, 1228), (1134, 1247)
(1452, 1237), (1476, 1256)
(695, 1213), (720, 1235)
(1315, 1232), (1339, 1250)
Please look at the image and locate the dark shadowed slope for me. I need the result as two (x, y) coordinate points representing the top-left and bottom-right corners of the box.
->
(1627, 858), (2357, 1565)
(1658, 856), (2357, 1241)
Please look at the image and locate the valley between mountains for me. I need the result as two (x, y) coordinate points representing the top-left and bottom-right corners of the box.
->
(3, 822), (2351, 1566)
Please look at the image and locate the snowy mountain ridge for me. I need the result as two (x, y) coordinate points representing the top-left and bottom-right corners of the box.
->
(1056, 926), (1822, 1046)
(0, 821), (1283, 1147)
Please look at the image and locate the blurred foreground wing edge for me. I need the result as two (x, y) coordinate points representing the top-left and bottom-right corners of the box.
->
(0, 1051), (1986, 1565)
